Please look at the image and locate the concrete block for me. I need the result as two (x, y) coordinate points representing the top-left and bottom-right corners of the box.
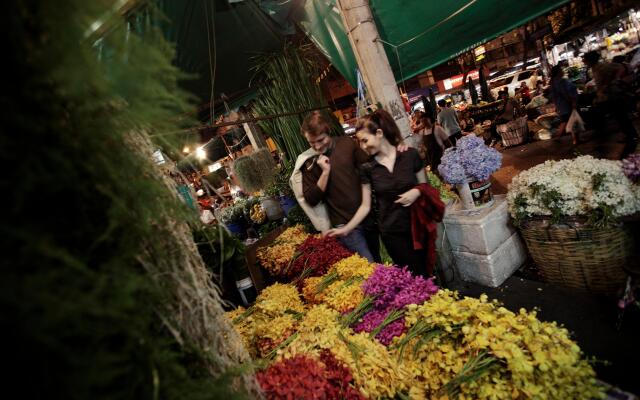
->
(442, 195), (516, 255)
(452, 231), (526, 287)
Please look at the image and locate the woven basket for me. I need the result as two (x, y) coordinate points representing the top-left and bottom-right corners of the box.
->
(496, 116), (528, 147)
(519, 220), (630, 294)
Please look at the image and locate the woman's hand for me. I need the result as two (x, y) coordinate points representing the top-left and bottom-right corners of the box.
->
(396, 142), (409, 152)
(395, 188), (421, 207)
(323, 226), (351, 238)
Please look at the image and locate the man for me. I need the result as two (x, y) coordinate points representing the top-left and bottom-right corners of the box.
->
(436, 99), (462, 145)
(582, 51), (638, 156)
(549, 65), (578, 144)
(298, 111), (380, 262)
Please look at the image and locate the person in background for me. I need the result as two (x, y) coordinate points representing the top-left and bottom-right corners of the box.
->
(418, 112), (451, 175)
(300, 111), (380, 262)
(529, 69), (542, 91)
(459, 109), (475, 134)
(327, 109), (445, 277)
(513, 87), (522, 105)
(490, 90), (519, 147)
(534, 80), (545, 97)
(549, 65), (579, 144)
(582, 51), (638, 156)
(520, 81), (532, 105)
(436, 99), (463, 146)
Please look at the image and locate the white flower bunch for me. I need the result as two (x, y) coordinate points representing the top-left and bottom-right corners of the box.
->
(507, 156), (640, 224)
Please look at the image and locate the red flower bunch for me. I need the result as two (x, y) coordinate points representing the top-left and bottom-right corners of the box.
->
(286, 236), (352, 281)
(257, 350), (364, 400)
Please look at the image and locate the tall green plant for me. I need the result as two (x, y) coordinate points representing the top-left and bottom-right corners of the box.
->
(1, 1), (254, 399)
(252, 43), (342, 165)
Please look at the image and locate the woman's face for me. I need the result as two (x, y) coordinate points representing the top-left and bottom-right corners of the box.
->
(356, 129), (383, 155)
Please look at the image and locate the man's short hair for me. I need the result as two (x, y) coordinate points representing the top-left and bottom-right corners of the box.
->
(437, 99), (446, 107)
(301, 111), (331, 137)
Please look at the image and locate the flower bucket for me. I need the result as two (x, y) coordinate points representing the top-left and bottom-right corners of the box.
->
(455, 177), (494, 210)
(261, 196), (284, 221)
(225, 219), (247, 237)
(279, 195), (297, 217)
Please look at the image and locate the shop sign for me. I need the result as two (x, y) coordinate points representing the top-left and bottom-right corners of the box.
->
(474, 46), (486, 62)
(443, 70), (479, 90)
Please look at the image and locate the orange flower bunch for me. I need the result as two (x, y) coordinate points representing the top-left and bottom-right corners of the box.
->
(257, 225), (309, 276)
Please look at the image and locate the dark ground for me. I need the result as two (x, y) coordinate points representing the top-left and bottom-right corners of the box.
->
(446, 124), (640, 395)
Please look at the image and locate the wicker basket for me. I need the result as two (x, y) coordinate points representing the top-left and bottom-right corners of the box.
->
(496, 116), (528, 147)
(519, 220), (631, 294)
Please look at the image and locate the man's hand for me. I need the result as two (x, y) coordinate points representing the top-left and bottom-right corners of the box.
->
(324, 226), (351, 238)
(396, 142), (410, 152)
(395, 188), (421, 207)
(318, 155), (331, 173)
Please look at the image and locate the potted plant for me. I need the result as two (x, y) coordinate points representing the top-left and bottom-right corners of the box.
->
(507, 155), (640, 293)
(264, 163), (297, 217)
(438, 135), (502, 209)
(219, 201), (248, 238)
(193, 224), (256, 306)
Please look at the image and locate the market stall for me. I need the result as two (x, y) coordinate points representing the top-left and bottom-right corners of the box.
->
(227, 226), (606, 399)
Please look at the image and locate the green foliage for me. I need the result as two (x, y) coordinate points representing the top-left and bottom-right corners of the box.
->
(203, 170), (226, 188)
(285, 204), (316, 233)
(1, 2), (247, 399)
(219, 202), (247, 224)
(194, 224), (248, 277)
(252, 42), (342, 165)
(265, 163), (295, 198)
(258, 221), (281, 237)
(427, 171), (457, 201)
(512, 193), (529, 227)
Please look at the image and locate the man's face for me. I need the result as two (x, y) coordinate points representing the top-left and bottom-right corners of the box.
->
(304, 132), (332, 154)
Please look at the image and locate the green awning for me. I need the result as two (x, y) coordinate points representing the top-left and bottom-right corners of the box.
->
(297, 0), (570, 87)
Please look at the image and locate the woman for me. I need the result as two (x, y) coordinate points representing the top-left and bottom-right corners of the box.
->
(327, 110), (443, 277)
(418, 112), (450, 174)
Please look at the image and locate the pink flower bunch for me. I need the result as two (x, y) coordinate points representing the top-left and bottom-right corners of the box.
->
(353, 265), (439, 345)
(362, 265), (439, 309)
(353, 309), (406, 345)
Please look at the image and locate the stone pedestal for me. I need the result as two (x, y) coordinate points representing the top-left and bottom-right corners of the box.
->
(437, 195), (526, 287)
(442, 195), (515, 254)
(451, 232), (527, 287)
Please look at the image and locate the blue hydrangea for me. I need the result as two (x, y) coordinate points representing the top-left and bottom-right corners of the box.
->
(438, 136), (502, 184)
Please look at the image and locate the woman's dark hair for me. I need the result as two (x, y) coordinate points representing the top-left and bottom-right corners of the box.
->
(418, 112), (432, 129)
(301, 110), (331, 137)
(355, 109), (402, 146)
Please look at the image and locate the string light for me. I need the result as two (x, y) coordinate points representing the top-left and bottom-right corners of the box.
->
(195, 146), (207, 160)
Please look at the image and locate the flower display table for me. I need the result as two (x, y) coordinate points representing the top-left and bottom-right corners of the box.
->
(228, 226), (604, 399)
(439, 195), (526, 287)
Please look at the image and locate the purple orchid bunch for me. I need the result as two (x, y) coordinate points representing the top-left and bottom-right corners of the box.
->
(438, 135), (502, 184)
(622, 154), (640, 183)
(353, 265), (438, 345)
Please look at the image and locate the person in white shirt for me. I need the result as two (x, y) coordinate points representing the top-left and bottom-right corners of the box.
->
(436, 99), (462, 145)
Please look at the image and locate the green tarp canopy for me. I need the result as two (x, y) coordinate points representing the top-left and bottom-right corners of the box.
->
(297, 0), (570, 87)
(157, 0), (285, 107)
(157, 0), (569, 104)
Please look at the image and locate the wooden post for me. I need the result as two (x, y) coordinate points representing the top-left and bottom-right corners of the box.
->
(242, 121), (267, 150)
(336, 0), (411, 137)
